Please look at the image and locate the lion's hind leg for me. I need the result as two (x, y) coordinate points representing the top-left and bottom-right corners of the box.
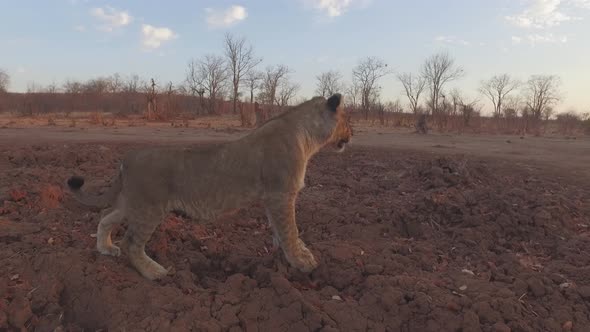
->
(120, 211), (168, 280)
(96, 208), (124, 257)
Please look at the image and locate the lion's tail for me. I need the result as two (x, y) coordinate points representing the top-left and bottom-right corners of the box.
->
(66, 169), (122, 209)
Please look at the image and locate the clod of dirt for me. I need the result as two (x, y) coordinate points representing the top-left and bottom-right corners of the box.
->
(527, 277), (545, 297)
(577, 285), (590, 299)
(7, 296), (32, 328)
(462, 310), (482, 332)
(0, 219), (42, 238)
(492, 322), (511, 332)
(39, 184), (64, 209)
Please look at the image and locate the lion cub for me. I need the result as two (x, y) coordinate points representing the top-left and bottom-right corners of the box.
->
(67, 93), (352, 280)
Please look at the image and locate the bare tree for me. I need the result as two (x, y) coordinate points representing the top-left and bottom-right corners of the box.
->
(45, 81), (60, 93)
(479, 74), (520, 118)
(259, 64), (290, 107)
(276, 80), (300, 107)
(189, 55), (229, 114)
(524, 74), (560, 121)
(63, 80), (84, 94)
(352, 56), (392, 119)
(315, 70), (343, 97)
(224, 33), (262, 113)
(0, 69), (10, 92)
(84, 77), (110, 95)
(397, 72), (426, 114)
(26, 81), (43, 93)
(344, 83), (361, 109)
(421, 52), (464, 115)
(124, 74), (141, 93)
(108, 73), (124, 93)
(244, 70), (262, 103)
(185, 60), (203, 96)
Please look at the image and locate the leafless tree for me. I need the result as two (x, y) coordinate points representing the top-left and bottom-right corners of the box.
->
(84, 77), (110, 95)
(259, 64), (291, 107)
(479, 74), (520, 118)
(123, 74), (141, 93)
(352, 56), (392, 119)
(397, 72), (426, 114)
(502, 94), (523, 118)
(63, 80), (84, 94)
(344, 83), (361, 109)
(315, 70), (343, 97)
(108, 73), (124, 93)
(189, 55), (230, 114)
(45, 81), (60, 93)
(185, 60), (203, 96)
(26, 81), (43, 93)
(244, 70), (262, 103)
(0, 69), (10, 92)
(524, 74), (560, 121)
(421, 52), (464, 115)
(224, 33), (262, 114)
(276, 80), (300, 107)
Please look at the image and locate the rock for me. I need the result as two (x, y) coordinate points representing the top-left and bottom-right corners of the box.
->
(563, 321), (573, 331)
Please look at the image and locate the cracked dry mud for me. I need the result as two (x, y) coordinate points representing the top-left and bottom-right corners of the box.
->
(1, 141), (589, 331)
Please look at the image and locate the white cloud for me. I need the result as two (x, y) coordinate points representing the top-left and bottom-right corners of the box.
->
(526, 33), (568, 44)
(434, 35), (470, 46)
(511, 36), (522, 44)
(504, 0), (590, 29)
(141, 24), (177, 50)
(90, 6), (133, 32)
(304, 0), (370, 17)
(205, 5), (247, 28)
(570, 0), (590, 9)
(74, 25), (86, 32)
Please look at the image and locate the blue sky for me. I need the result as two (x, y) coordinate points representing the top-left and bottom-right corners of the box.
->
(1, 0), (589, 113)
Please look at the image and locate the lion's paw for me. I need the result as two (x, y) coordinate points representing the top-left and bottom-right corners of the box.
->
(288, 239), (318, 273)
(98, 244), (121, 257)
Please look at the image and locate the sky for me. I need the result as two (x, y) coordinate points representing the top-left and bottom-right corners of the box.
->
(1, 0), (590, 114)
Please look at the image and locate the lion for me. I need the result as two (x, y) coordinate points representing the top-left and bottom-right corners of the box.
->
(66, 93), (353, 280)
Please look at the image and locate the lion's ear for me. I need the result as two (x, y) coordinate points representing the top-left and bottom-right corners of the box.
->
(326, 93), (343, 112)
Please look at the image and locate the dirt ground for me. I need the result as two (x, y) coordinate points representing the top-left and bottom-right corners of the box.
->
(1, 123), (589, 331)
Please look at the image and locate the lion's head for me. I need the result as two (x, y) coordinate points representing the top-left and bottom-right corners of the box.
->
(324, 93), (353, 153)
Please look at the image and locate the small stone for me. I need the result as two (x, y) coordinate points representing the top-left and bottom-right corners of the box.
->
(9, 274), (19, 281)
(447, 301), (461, 312)
(563, 321), (573, 331)
(462, 269), (475, 276)
(559, 282), (571, 289)
(459, 285), (468, 291)
(331, 295), (342, 301)
(47, 237), (55, 245)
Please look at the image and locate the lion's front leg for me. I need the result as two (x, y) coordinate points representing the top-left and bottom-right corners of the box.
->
(264, 193), (318, 272)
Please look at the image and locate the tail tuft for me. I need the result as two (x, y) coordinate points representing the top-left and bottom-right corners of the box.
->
(67, 176), (85, 190)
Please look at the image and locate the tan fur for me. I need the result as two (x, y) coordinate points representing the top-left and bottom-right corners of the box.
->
(67, 94), (352, 280)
